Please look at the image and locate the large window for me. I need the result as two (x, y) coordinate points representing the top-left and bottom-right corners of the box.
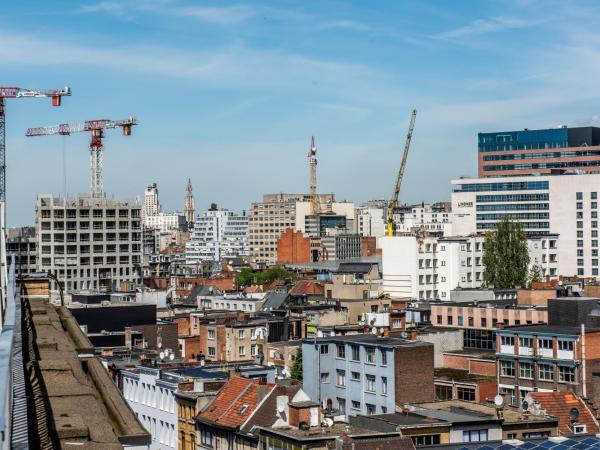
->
(208, 329), (215, 340)
(336, 370), (346, 387)
(351, 371), (361, 381)
(351, 345), (360, 361)
(500, 360), (515, 377)
(381, 377), (388, 395)
(558, 340), (574, 351)
(457, 387), (475, 401)
(435, 385), (453, 400)
(336, 344), (345, 359)
(320, 344), (329, 354)
(558, 365), (576, 383)
(201, 431), (213, 447)
(412, 435), (441, 447)
(365, 375), (376, 392)
(381, 349), (387, 366)
(520, 362), (533, 379)
(538, 338), (552, 349)
(320, 372), (330, 383)
(539, 364), (553, 381)
(519, 336), (532, 348)
(501, 336), (514, 346)
(365, 347), (376, 363)
(463, 430), (488, 443)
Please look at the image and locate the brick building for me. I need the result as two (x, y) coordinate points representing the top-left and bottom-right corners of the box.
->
(276, 228), (311, 264)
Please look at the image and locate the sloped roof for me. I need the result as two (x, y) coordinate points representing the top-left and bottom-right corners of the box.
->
(197, 375), (274, 430)
(336, 262), (375, 274)
(260, 291), (289, 311)
(289, 280), (324, 297)
(186, 284), (221, 302)
(241, 383), (300, 433)
(529, 391), (599, 435)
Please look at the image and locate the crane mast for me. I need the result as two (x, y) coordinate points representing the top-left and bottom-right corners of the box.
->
(387, 109), (417, 237)
(0, 86), (70, 202)
(26, 116), (137, 198)
(308, 136), (319, 215)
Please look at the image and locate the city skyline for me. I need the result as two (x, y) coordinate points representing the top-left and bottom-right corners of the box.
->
(4, 0), (600, 226)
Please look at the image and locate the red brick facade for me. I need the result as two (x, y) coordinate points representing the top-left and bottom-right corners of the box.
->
(277, 228), (311, 265)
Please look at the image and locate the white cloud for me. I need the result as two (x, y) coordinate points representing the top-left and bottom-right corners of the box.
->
(433, 16), (535, 40)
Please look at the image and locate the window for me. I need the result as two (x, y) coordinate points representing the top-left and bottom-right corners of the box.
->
(501, 336), (514, 346)
(201, 430), (213, 447)
(365, 347), (376, 363)
(351, 400), (360, 410)
(250, 345), (257, 356)
(238, 346), (246, 357)
(458, 316), (464, 326)
(336, 370), (346, 387)
(519, 336), (532, 348)
(208, 329), (215, 340)
(320, 344), (329, 354)
(539, 364), (553, 381)
(558, 365), (576, 383)
(381, 350), (387, 366)
(500, 360), (515, 377)
(412, 435), (441, 447)
(520, 362), (533, 379)
(365, 375), (376, 392)
(337, 397), (346, 413)
(435, 385), (453, 400)
(577, 192), (583, 200)
(336, 344), (345, 359)
(457, 387), (475, 401)
(351, 345), (360, 361)
(366, 404), (376, 415)
(320, 372), (330, 383)
(238, 330), (245, 339)
(381, 377), (388, 395)
(481, 318), (487, 327)
(538, 337), (552, 349)
(558, 340), (574, 351)
(351, 371), (360, 381)
(208, 347), (215, 357)
(463, 430), (488, 443)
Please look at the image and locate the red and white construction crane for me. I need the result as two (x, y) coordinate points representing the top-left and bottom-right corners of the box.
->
(0, 86), (71, 202)
(26, 117), (137, 198)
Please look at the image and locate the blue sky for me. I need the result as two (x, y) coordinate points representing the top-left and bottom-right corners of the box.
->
(3, 0), (600, 226)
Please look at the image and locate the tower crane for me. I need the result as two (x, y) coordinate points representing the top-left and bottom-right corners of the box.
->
(386, 109), (417, 237)
(26, 117), (137, 198)
(308, 136), (320, 215)
(0, 86), (71, 202)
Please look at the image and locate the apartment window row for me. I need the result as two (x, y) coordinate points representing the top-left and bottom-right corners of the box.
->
(499, 360), (576, 383)
(330, 344), (388, 366)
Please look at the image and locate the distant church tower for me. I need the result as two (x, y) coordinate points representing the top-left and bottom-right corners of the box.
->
(184, 178), (195, 229)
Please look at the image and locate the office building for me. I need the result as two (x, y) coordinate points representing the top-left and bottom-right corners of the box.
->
(302, 334), (434, 417)
(185, 204), (248, 263)
(478, 126), (600, 177)
(35, 194), (142, 292)
(452, 172), (600, 277)
(394, 202), (452, 237)
(144, 212), (186, 232)
(355, 204), (386, 237)
(381, 234), (559, 300)
(143, 182), (160, 218)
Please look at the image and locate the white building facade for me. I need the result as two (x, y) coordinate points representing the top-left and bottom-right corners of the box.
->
(452, 172), (600, 277)
(144, 212), (186, 232)
(122, 367), (178, 450)
(380, 233), (559, 300)
(186, 207), (248, 263)
(355, 206), (386, 237)
(144, 183), (160, 219)
(393, 203), (452, 236)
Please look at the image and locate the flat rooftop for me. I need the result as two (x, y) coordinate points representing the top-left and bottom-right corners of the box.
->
(500, 324), (600, 334)
(306, 334), (432, 349)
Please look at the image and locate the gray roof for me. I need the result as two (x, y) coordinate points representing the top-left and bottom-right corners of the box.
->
(260, 290), (289, 311)
(336, 262), (376, 274)
(304, 334), (432, 349)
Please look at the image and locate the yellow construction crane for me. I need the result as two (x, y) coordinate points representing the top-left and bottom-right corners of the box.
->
(386, 109), (417, 236)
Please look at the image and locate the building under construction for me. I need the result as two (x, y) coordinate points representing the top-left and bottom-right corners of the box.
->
(35, 194), (142, 292)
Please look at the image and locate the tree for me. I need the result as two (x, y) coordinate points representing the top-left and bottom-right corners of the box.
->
(290, 347), (303, 380)
(235, 266), (294, 288)
(482, 219), (530, 289)
(528, 264), (543, 287)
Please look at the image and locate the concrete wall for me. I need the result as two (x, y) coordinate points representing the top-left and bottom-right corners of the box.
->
(416, 329), (464, 368)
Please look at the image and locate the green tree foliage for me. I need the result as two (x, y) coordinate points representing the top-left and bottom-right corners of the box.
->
(290, 347), (303, 380)
(482, 219), (530, 289)
(235, 266), (293, 288)
(528, 264), (543, 287)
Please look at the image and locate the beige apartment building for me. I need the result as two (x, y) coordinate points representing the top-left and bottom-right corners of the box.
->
(249, 193), (355, 265)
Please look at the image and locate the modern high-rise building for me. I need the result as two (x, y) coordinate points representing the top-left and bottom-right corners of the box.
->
(248, 193), (355, 265)
(452, 172), (600, 277)
(478, 126), (600, 177)
(35, 194), (143, 292)
(185, 204), (248, 263)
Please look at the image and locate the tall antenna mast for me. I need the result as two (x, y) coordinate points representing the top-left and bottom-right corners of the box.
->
(308, 136), (319, 215)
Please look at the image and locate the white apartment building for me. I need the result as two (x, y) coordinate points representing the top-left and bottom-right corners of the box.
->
(144, 183), (160, 218)
(355, 205), (386, 237)
(452, 172), (600, 277)
(380, 234), (559, 300)
(144, 212), (186, 232)
(35, 194), (142, 292)
(185, 206), (248, 263)
(122, 367), (179, 450)
(248, 193), (355, 265)
(393, 203), (452, 236)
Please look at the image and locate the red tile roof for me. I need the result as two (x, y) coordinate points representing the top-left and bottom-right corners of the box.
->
(197, 375), (274, 430)
(289, 280), (324, 297)
(529, 391), (599, 435)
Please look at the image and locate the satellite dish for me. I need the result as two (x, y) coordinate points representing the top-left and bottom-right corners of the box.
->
(169, 353), (175, 361)
(522, 400), (529, 411)
(494, 395), (504, 407)
(159, 351), (165, 360)
(570, 407), (580, 422)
